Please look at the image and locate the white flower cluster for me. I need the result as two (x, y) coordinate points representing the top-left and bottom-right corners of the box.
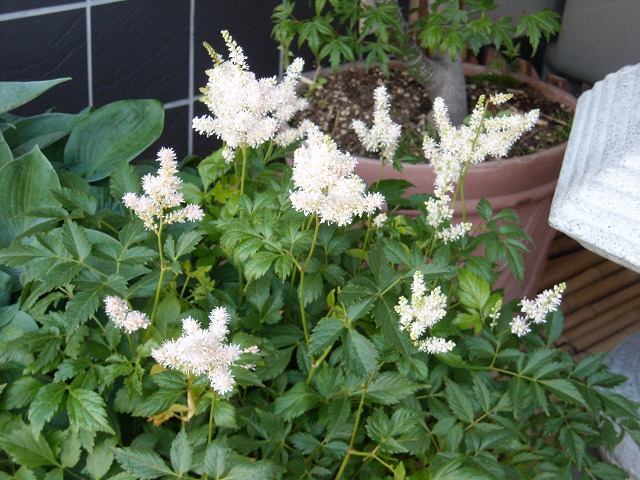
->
(103, 296), (150, 334)
(351, 86), (401, 163)
(192, 30), (308, 163)
(289, 125), (385, 226)
(395, 271), (454, 354)
(423, 94), (539, 243)
(122, 148), (204, 232)
(151, 307), (258, 394)
(510, 282), (566, 337)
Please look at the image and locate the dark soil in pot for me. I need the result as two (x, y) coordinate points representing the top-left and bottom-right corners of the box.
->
(293, 65), (574, 161)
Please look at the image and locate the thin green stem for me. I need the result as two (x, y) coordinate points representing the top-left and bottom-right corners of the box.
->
(208, 392), (216, 444)
(146, 221), (166, 339)
(306, 345), (332, 385)
(240, 144), (248, 195)
(335, 370), (377, 480)
(299, 215), (320, 349)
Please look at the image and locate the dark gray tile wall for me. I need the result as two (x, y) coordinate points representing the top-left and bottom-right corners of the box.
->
(1, 1), (283, 158)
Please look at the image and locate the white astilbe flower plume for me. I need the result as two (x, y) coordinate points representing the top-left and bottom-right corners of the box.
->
(510, 282), (566, 336)
(394, 271), (454, 354)
(103, 296), (150, 334)
(422, 94), (538, 243)
(122, 147), (204, 231)
(151, 307), (258, 394)
(192, 30), (308, 161)
(351, 86), (401, 163)
(289, 125), (385, 226)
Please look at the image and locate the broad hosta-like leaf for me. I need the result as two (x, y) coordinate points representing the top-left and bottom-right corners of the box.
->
(64, 99), (163, 182)
(0, 147), (61, 248)
(0, 78), (70, 114)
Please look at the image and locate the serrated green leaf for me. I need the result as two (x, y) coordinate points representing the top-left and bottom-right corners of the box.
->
(84, 438), (116, 480)
(458, 268), (490, 311)
(173, 230), (202, 260)
(114, 448), (174, 480)
(54, 358), (92, 383)
(0, 423), (58, 468)
(2, 376), (42, 409)
(375, 292), (412, 357)
(343, 327), (379, 379)
(62, 220), (92, 262)
(110, 162), (141, 201)
(170, 431), (193, 475)
(67, 387), (114, 434)
(366, 372), (420, 405)
(445, 380), (475, 423)
(203, 442), (227, 478)
(539, 378), (586, 407)
(309, 317), (344, 355)
(273, 383), (321, 421)
(28, 382), (66, 433)
(60, 430), (82, 468)
(214, 399), (238, 429)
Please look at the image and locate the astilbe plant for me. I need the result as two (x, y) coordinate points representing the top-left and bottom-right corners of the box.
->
(0, 32), (639, 480)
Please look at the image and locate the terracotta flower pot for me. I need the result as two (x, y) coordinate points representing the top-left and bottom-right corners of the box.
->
(296, 63), (576, 300)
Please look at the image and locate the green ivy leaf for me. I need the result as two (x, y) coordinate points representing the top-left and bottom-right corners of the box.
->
(114, 448), (174, 480)
(67, 387), (114, 434)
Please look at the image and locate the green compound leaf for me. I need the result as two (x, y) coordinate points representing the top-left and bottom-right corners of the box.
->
(342, 327), (379, 379)
(0, 423), (59, 468)
(170, 431), (193, 475)
(114, 447), (174, 480)
(28, 382), (66, 434)
(273, 383), (322, 421)
(67, 387), (114, 434)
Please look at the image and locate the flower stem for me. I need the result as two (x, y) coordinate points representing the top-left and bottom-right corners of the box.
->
(240, 144), (248, 195)
(335, 370), (376, 480)
(208, 392), (216, 444)
(146, 221), (166, 339)
(299, 215), (320, 348)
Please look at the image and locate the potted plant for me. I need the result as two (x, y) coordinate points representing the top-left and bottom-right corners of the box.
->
(272, 0), (574, 299)
(0, 33), (638, 480)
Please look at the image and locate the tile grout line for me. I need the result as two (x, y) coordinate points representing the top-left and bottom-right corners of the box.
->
(0, 0), (126, 23)
(188, 0), (196, 155)
(85, 0), (93, 107)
